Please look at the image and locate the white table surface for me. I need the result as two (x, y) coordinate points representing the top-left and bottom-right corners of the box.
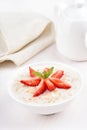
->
(0, 0), (87, 129)
(0, 43), (87, 130)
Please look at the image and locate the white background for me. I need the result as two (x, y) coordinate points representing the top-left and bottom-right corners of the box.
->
(0, 0), (55, 18)
(0, 0), (87, 130)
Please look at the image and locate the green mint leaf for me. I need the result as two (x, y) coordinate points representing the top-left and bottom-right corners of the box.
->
(43, 67), (54, 79)
(34, 71), (43, 78)
(43, 71), (48, 79)
(46, 67), (54, 78)
(34, 67), (54, 79)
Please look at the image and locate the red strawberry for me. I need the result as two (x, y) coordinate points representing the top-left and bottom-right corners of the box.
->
(45, 78), (56, 91)
(20, 78), (41, 86)
(51, 70), (64, 79)
(49, 78), (71, 89)
(33, 79), (46, 97)
(29, 67), (36, 77)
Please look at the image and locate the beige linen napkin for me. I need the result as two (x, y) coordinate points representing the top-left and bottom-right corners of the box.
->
(0, 12), (55, 65)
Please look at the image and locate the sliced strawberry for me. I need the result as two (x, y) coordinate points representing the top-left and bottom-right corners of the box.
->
(51, 70), (64, 79)
(49, 78), (71, 89)
(33, 79), (46, 97)
(29, 67), (36, 77)
(20, 78), (41, 86)
(45, 78), (56, 91)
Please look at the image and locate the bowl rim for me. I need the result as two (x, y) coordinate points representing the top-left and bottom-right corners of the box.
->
(8, 61), (83, 108)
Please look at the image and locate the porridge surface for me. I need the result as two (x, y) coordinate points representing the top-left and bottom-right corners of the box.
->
(11, 64), (81, 105)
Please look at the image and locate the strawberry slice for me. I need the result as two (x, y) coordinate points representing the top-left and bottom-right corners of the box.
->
(29, 67), (36, 77)
(51, 70), (64, 79)
(45, 78), (56, 91)
(20, 78), (41, 86)
(49, 78), (71, 89)
(33, 79), (46, 97)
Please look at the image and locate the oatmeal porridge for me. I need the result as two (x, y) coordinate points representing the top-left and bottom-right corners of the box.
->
(10, 63), (81, 105)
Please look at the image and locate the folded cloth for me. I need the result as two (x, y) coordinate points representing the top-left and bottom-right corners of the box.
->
(0, 12), (55, 65)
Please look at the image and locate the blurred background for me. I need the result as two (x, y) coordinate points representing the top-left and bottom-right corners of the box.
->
(0, 0), (86, 20)
(0, 0), (55, 18)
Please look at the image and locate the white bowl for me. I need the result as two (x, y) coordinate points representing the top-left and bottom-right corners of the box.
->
(8, 62), (82, 115)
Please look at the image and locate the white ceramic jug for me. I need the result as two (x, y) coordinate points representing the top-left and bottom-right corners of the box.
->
(55, 0), (87, 61)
